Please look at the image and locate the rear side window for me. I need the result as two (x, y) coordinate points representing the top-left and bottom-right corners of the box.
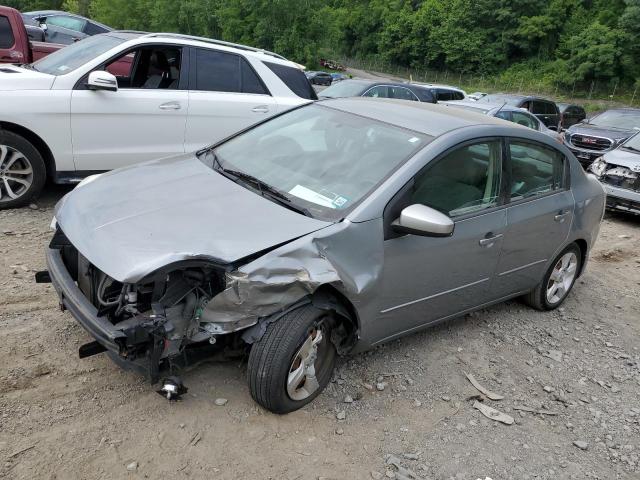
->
(509, 141), (565, 200)
(544, 102), (558, 114)
(47, 15), (86, 32)
(264, 61), (317, 100)
(0, 15), (15, 49)
(389, 86), (418, 101)
(195, 49), (268, 95)
(363, 85), (389, 98)
(84, 22), (108, 36)
(413, 88), (435, 103)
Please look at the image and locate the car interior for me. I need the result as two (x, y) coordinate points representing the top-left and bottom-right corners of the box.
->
(106, 47), (181, 89)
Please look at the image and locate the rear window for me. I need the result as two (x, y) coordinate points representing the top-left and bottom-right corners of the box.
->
(264, 61), (317, 100)
(195, 49), (268, 95)
(0, 15), (15, 49)
(84, 22), (109, 36)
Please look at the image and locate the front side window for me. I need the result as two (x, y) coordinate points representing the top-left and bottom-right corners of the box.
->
(412, 141), (503, 217)
(509, 141), (565, 200)
(205, 105), (430, 220)
(511, 111), (538, 130)
(84, 21), (109, 36)
(0, 15), (15, 49)
(46, 15), (86, 32)
(33, 34), (125, 75)
(363, 86), (388, 98)
(105, 47), (181, 89)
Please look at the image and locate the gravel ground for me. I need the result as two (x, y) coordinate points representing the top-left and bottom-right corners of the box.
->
(1, 186), (639, 480)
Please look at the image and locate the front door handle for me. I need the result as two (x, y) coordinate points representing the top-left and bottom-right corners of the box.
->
(554, 211), (571, 222)
(479, 233), (503, 247)
(252, 105), (270, 113)
(159, 102), (181, 110)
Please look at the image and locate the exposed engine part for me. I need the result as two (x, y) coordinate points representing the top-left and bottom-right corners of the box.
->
(157, 376), (188, 401)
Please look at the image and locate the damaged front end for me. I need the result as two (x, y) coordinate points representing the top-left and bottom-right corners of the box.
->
(45, 228), (231, 382)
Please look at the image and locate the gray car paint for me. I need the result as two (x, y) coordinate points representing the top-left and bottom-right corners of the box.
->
(52, 98), (606, 353)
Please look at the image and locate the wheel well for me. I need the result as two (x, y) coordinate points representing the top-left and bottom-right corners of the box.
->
(311, 284), (360, 354)
(574, 238), (588, 277)
(0, 122), (56, 181)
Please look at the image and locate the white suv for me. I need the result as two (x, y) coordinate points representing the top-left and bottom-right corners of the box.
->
(0, 32), (315, 208)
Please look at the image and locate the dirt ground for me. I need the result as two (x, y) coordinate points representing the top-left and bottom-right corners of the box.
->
(1, 185), (639, 480)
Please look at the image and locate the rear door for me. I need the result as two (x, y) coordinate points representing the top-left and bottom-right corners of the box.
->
(492, 139), (573, 295)
(184, 47), (278, 152)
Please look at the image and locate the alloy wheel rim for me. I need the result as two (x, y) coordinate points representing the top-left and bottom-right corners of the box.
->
(286, 326), (325, 401)
(546, 252), (578, 304)
(0, 145), (33, 203)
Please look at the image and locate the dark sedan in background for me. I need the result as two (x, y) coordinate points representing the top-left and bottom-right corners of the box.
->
(22, 10), (111, 44)
(479, 94), (561, 130)
(319, 79), (436, 103)
(305, 71), (333, 86)
(563, 108), (640, 167)
(558, 103), (586, 129)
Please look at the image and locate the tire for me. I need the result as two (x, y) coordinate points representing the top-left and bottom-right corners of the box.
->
(0, 130), (47, 209)
(522, 243), (582, 311)
(247, 304), (337, 414)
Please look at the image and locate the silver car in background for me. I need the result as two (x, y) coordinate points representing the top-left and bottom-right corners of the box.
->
(44, 99), (605, 413)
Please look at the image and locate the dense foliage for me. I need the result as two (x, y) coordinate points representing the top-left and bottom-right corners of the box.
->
(6, 0), (639, 89)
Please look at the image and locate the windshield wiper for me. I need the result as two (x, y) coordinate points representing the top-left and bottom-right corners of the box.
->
(211, 154), (312, 217)
(622, 145), (640, 153)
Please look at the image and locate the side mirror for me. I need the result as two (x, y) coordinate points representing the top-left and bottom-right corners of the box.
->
(87, 71), (118, 92)
(391, 204), (454, 237)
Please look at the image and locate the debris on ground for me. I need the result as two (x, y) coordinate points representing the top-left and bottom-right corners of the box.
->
(385, 454), (425, 480)
(464, 372), (504, 400)
(472, 401), (514, 425)
(573, 440), (589, 450)
(214, 398), (228, 406)
(513, 406), (559, 416)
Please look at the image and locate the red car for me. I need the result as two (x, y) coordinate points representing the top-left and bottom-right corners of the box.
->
(0, 5), (62, 64)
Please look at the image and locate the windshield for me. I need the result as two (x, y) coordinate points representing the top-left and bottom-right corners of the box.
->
(622, 132), (640, 151)
(205, 105), (430, 221)
(479, 94), (521, 106)
(319, 80), (368, 98)
(32, 34), (125, 75)
(589, 110), (640, 130)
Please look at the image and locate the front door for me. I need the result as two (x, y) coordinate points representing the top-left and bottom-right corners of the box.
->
(70, 45), (188, 171)
(373, 140), (507, 344)
(184, 47), (279, 152)
(493, 139), (573, 295)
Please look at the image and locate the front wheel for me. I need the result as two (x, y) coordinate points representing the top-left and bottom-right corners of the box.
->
(523, 243), (582, 310)
(0, 131), (47, 209)
(247, 305), (336, 414)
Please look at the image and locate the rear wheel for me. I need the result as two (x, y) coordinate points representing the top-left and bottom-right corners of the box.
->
(0, 131), (46, 209)
(523, 243), (581, 310)
(247, 304), (336, 414)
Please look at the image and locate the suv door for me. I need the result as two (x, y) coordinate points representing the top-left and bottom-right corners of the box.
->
(531, 100), (560, 129)
(492, 139), (572, 295)
(184, 47), (278, 152)
(70, 44), (188, 171)
(374, 140), (507, 343)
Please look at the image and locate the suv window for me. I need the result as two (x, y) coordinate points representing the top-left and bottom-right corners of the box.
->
(512, 111), (538, 130)
(389, 86), (418, 101)
(0, 15), (15, 49)
(105, 47), (181, 89)
(47, 15), (86, 32)
(264, 61), (318, 100)
(194, 49), (267, 94)
(412, 141), (503, 217)
(363, 85), (388, 98)
(509, 141), (564, 200)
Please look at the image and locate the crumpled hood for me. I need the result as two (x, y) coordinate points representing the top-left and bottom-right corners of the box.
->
(602, 148), (640, 170)
(567, 122), (636, 142)
(55, 154), (332, 283)
(0, 65), (55, 90)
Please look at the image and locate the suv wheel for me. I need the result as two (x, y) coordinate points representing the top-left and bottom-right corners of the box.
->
(0, 131), (47, 209)
(523, 243), (581, 310)
(247, 304), (336, 414)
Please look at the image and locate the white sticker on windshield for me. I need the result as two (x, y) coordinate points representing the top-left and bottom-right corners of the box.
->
(289, 185), (337, 209)
(409, 137), (420, 143)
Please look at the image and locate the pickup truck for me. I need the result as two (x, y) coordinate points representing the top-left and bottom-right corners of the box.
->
(0, 5), (61, 64)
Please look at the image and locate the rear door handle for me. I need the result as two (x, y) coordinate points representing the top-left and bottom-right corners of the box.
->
(554, 211), (571, 222)
(159, 102), (181, 110)
(479, 233), (503, 247)
(252, 105), (270, 113)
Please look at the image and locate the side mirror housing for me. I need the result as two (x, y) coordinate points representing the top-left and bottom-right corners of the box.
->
(87, 71), (118, 92)
(391, 204), (454, 237)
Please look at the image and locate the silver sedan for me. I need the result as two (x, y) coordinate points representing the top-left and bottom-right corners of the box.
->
(45, 98), (605, 413)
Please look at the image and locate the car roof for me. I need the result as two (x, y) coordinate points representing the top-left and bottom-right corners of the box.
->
(442, 100), (525, 114)
(320, 97), (508, 137)
(414, 83), (465, 92)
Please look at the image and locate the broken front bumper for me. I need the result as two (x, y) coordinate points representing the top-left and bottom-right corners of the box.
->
(46, 247), (126, 355)
(602, 183), (640, 214)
